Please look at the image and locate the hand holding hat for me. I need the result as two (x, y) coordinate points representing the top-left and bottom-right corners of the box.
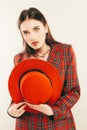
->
(8, 59), (62, 113)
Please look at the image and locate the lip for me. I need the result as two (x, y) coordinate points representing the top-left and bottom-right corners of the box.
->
(31, 41), (39, 46)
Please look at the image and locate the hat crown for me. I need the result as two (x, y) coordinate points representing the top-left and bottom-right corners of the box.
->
(20, 71), (52, 104)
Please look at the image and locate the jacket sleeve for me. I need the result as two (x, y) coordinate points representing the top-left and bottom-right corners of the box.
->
(7, 54), (23, 117)
(51, 45), (80, 120)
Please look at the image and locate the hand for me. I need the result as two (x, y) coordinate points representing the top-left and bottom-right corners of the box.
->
(8, 102), (26, 118)
(25, 101), (53, 116)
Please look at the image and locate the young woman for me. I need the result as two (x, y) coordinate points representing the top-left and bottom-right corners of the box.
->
(8, 7), (80, 130)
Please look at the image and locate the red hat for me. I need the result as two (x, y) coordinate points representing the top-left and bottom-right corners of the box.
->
(8, 59), (62, 113)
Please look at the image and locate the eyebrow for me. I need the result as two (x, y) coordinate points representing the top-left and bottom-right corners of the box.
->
(33, 26), (40, 28)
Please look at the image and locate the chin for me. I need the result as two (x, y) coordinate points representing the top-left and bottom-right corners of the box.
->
(33, 46), (42, 50)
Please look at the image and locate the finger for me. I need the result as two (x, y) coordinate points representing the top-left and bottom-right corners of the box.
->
(16, 102), (25, 109)
(17, 108), (26, 117)
(26, 103), (35, 109)
(25, 102), (35, 109)
(18, 109), (25, 116)
(25, 102), (34, 106)
(24, 99), (29, 103)
(17, 104), (26, 112)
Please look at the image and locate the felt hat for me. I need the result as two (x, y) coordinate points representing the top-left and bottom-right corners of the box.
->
(8, 59), (62, 113)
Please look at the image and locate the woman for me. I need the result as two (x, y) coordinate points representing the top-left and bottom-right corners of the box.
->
(8, 7), (80, 130)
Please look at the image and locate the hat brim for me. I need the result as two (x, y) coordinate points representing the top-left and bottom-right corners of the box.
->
(8, 59), (62, 113)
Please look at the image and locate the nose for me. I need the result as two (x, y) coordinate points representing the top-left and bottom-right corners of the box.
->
(29, 33), (36, 41)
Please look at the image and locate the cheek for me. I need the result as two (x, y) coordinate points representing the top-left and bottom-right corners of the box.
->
(22, 35), (27, 40)
(38, 31), (46, 41)
(23, 35), (30, 43)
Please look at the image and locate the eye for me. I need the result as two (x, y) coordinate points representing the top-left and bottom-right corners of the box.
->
(23, 31), (29, 35)
(34, 27), (40, 32)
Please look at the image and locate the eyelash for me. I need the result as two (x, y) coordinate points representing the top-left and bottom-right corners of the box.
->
(23, 31), (28, 35)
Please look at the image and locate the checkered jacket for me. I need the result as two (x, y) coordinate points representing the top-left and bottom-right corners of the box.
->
(11, 42), (80, 130)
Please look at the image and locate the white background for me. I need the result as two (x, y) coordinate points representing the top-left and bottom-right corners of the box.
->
(0, 0), (87, 130)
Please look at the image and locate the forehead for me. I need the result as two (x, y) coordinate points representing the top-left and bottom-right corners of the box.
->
(20, 19), (44, 30)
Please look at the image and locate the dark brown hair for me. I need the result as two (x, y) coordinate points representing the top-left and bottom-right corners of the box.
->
(18, 7), (58, 54)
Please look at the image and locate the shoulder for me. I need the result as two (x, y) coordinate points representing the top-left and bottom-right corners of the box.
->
(52, 42), (75, 60)
(53, 42), (74, 54)
(53, 42), (71, 50)
(14, 52), (25, 66)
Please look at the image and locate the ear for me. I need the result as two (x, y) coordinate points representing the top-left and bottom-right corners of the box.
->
(45, 23), (48, 34)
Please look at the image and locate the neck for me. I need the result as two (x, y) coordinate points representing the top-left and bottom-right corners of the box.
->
(33, 44), (51, 58)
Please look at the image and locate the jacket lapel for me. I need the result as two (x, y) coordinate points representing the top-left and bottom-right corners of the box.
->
(48, 43), (63, 71)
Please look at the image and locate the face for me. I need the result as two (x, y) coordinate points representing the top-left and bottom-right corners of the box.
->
(20, 19), (48, 50)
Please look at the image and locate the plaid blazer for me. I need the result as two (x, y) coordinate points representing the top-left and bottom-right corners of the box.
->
(12, 42), (80, 130)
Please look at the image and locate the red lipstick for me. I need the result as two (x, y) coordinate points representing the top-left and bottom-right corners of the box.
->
(31, 41), (38, 46)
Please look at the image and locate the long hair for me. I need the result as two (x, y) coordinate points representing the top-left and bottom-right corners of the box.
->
(18, 7), (59, 55)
